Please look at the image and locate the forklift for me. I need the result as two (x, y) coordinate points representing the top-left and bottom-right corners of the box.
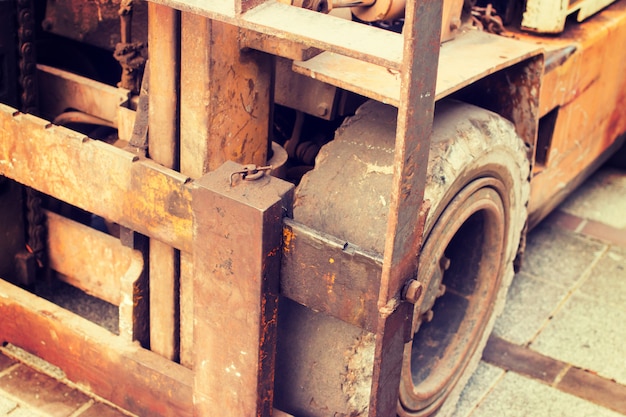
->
(0, 0), (625, 415)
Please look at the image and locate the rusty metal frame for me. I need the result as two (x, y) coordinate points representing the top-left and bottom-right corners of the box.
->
(192, 161), (294, 416)
(0, 106), (193, 251)
(0, 0), (548, 415)
(0, 0), (442, 415)
(0, 279), (194, 417)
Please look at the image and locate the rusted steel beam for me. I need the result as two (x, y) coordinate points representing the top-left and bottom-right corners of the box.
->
(0, 106), (193, 253)
(281, 219), (382, 333)
(378, 0), (441, 318)
(46, 210), (142, 307)
(148, 3), (180, 171)
(243, 3), (402, 69)
(191, 161), (293, 416)
(369, 0), (442, 415)
(179, 18), (272, 174)
(236, 0), (268, 14)
(45, 210), (145, 341)
(178, 11), (210, 369)
(149, 0), (403, 69)
(180, 15), (277, 167)
(178, 15), (274, 367)
(0, 280), (194, 417)
(179, 13), (211, 180)
(148, 2), (181, 362)
(291, 29), (543, 108)
(37, 64), (129, 125)
(240, 28), (322, 61)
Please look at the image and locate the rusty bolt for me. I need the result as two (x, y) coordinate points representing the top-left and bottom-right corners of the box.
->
(403, 279), (424, 304)
(450, 17), (462, 32)
(42, 19), (54, 31)
(437, 284), (446, 298)
(423, 310), (434, 323)
(440, 255), (451, 271)
(317, 103), (329, 117)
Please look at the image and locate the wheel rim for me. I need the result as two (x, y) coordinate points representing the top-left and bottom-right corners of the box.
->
(399, 177), (508, 416)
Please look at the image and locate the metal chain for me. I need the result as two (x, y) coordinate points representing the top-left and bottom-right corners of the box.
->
(17, 0), (47, 271)
(471, 4), (507, 35)
(25, 187), (46, 268)
(115, 0), (146, 93)
(16, 0), (38, 114)
(230, 165), (273, 186)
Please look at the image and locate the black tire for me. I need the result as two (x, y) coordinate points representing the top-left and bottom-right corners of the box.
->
(398, 101), (529, 416)
(284, 99), (529, 417)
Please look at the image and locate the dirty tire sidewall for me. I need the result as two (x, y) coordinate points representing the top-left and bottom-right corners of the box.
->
(398, 101), (530, 417)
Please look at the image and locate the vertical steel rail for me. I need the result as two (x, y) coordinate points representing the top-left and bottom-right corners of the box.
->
(191, 162), (293, 417)
(178, 11), (211, 369)
(370, 0), (442, 414)
(148, 3), (181, 361)
(179, 9), (274, 368)
(178, 2), (278, 414)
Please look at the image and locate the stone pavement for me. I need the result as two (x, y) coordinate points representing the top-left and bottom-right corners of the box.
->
(0, 345), (132, 417)
(0, 166), (624, 417)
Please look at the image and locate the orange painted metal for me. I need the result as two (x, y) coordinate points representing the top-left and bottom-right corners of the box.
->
(523, 0), (626, 226)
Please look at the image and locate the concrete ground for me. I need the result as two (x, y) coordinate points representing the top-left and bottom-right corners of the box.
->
(0, 165), (624, 416)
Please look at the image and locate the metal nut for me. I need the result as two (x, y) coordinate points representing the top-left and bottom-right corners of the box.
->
(403, 279), (424, 304)
(316, 103), (329, 117)
(450, 17), (461, 31)
(440, 255), (451, 271)
(437, 284), (446, 298)
(423, 310), (434, 323)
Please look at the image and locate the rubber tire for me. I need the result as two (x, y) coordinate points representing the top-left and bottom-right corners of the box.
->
(397, 100), (530, 417)
(285, 99), (529, 417)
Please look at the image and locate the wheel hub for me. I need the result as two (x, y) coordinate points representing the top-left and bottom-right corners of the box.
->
(399, 177), (507, 416)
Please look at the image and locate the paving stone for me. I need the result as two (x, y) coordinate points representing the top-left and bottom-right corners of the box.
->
(0, 365), (89, 417)
(78, 402), (133, 417)
(522, 222), (607, 288)
(558, 366), (626, 415)
(482, 336), (568, 385)
(578, 246), (626, 308)
(493, 271), (568, 344)
(560, 168), (626, 229)
(468, 372), (623, 417)
(452, 363), (504, 417)
(531, 294), (626, 385)
(581, 220), (626, 246)
(482, 336), (626, 414)
(0, 395), (18, 415)
(6, 406), (45, 417)
(547, 211), (585, 233)
(0, 347), (64, 382)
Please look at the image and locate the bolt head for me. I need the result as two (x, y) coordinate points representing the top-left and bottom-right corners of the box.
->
(316, 103), (329, 117)
(403, 280), (423, 304)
